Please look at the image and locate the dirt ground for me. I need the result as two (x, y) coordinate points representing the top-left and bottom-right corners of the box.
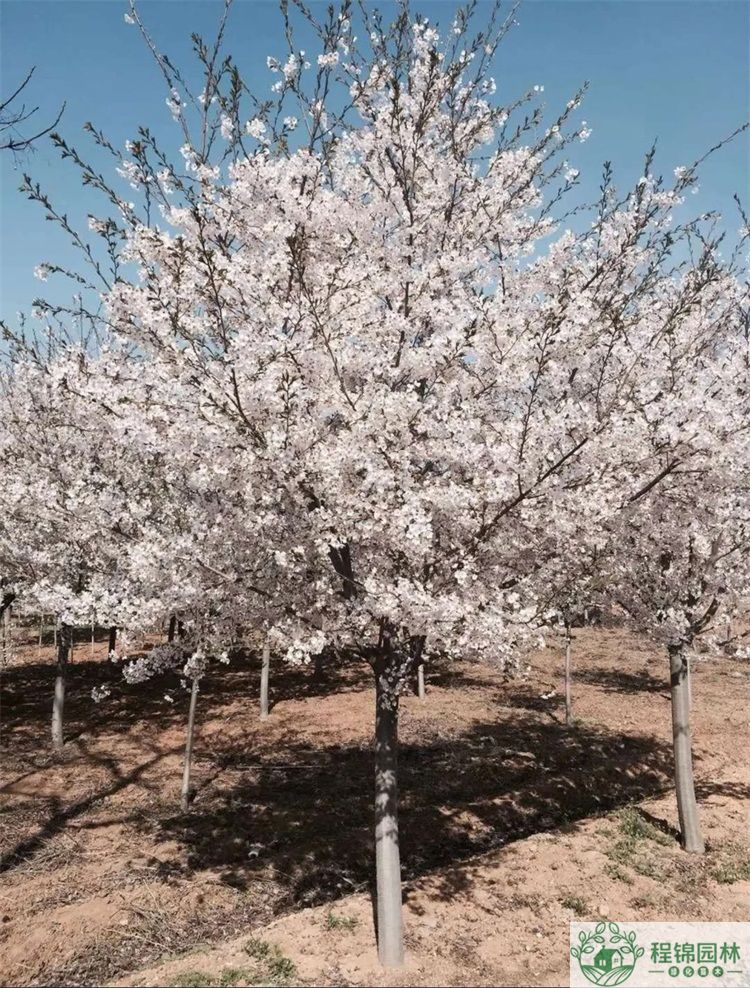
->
(1, 623), (749, 987)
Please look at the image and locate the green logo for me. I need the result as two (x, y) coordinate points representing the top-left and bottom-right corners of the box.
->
(571, 922), (644, 986)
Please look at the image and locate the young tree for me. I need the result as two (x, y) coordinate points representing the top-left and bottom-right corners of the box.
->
(603, 262), (750, 853)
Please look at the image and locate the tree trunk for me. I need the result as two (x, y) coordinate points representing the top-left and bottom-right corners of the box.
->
(374, 669), (404, 967)
(90, 617), (96, 658)
(0, 592), (15, 623)
(2, 604), (10, 667)
(181, 678), (200, 812)
(416, 664), (425, 701)
(312, 649), (325, 683)
(669, 645), (704, 853)
(411, 636), (426, 700)
(260, 641), (270, 720)
(564, 623), (573, 727)
(0, 603), (10, 745)
(52, 623), (72, 750)
(168, 615), (177, 643)
(108, 626), (117, 654)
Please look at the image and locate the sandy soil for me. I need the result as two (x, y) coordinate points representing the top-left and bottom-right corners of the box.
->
(1, 623), (748, 987)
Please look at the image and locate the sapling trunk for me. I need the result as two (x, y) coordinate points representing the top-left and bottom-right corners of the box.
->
(374, 669), (404, 968)
(52, 623), (72, 750)
(2, 605), (10, 666)
(564, 622), (573, 727)
(108, 626), (117, 654)
(0, 605), (9, 740)
(90, 617), (95, 658)
(412, 636), (426, 701)
(168, 615), (177, 643)
(260, 641), (270, 720)
(668, 646), (704, 853)
(181, 678), (200, 812)
(416, 664), (425, 701)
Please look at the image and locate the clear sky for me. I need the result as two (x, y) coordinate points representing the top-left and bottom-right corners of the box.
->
(1, 0), (748, 326)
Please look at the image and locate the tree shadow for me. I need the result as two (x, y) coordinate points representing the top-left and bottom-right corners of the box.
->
(420, 661), (508, 693)
(575, 666), (668, 695)
(0, 737), (182, 872)
(152, 714), (680, 911)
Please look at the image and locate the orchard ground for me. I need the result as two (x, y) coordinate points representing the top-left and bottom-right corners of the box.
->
(1, 625), (749, 987)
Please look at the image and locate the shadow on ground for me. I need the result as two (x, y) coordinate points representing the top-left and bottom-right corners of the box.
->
(576, 666), (668, 696)
(5, 636), (748, 987)
(154, 714), (680, 909)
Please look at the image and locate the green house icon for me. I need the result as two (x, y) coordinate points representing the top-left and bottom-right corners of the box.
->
(595, 948), (624, 971)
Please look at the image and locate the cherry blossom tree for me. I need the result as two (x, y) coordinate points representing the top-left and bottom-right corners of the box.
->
(93, 4), (607, 964)
(601, 261), (750, 853)
(3, 0), (747, 966)
(101, 3), (748, 962)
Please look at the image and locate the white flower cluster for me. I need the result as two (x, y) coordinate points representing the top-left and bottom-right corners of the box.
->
(2, 12), (747, 714)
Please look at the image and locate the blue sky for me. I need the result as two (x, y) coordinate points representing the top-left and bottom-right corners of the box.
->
(1, 0), (748, 326)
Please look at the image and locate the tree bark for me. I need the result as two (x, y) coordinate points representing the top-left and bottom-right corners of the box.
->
(108, 626), (117, 654)
(374, 668), (404, 967)
(669, 645), (704, 853)
(564, 622), (573, 727)
(260, 640), (270, 720)
(181, 678), (200, 811)
(52, 623), (72, 750)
